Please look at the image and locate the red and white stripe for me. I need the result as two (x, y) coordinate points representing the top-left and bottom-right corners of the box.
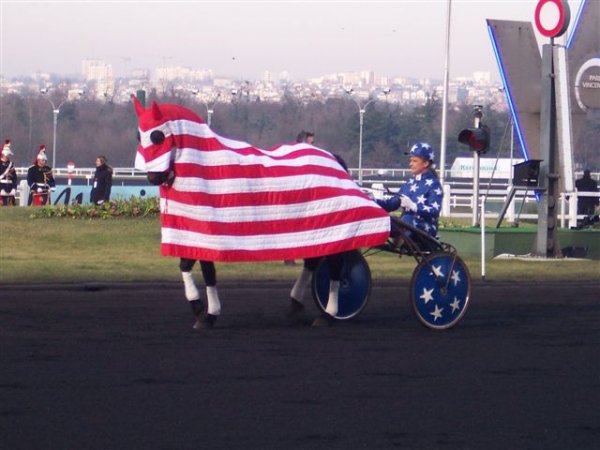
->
(136, 110), (390, 262)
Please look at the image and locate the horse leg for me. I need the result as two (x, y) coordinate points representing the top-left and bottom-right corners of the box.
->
(199, 260), (220, 328)
(288, 258), (320, 320)
(180, 258), (219, 329)
(324, 253), (343, 316)
(180, 258), (204, 318)
(311, 253), (343, 327)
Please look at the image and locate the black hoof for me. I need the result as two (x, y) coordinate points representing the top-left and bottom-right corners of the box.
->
(189, 299), (205, 317)
(286, 298), (305, 318)
(286, 299), (311, 326)
(311, 314), (335, 328)
(193, 314), (218, 330)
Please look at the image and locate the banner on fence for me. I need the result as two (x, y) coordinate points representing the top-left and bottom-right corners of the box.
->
(450, 157), (524, 179)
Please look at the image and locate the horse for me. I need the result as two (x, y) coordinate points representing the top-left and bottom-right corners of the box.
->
(132, 98), (390, 329)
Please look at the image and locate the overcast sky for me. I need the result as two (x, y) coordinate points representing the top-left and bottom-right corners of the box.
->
(0, 0), (585, 81)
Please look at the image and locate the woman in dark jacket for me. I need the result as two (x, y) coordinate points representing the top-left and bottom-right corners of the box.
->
(90, 155), (113, 205)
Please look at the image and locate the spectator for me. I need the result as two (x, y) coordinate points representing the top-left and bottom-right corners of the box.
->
(0, 140), (18, 206)
(90, 155), (113, 205)
(575, 169), (599, 217)
(295, 130), (314, 145)
(27, 145), (55, 206)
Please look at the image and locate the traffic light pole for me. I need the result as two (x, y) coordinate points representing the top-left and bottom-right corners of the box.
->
(472, 110), (482, 227)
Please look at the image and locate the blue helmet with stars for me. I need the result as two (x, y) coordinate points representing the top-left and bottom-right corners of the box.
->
(405, 142), (434, 162)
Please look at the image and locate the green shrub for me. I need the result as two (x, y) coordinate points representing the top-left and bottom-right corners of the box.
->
(29, 197), (160, 220)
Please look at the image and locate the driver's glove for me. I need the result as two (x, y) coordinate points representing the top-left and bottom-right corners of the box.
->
(400, 194), (417, 212)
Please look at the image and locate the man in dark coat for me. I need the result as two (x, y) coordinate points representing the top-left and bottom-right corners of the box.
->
(90, 155), (113, 205)
(575, 170), (599, 216)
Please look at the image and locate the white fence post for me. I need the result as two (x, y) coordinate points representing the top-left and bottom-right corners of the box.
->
(442, 183), (451, 217)
(569, 192), (578, 229)
(18, 180), (29, 206)
(560, 193), (565, 229)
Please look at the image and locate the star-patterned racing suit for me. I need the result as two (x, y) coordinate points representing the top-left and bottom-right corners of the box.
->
(376, 169), (443, 238)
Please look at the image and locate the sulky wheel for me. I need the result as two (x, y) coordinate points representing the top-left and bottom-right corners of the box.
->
(410, 252), (471, 330)
(312, 250), (372, 320)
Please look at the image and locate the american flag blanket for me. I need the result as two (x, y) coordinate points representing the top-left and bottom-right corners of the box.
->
(133, 99), (390, 262)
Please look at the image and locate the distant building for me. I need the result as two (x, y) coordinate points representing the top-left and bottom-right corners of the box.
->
(473, 71), (491, 84)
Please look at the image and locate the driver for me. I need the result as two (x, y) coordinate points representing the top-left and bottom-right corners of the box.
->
(376, 142), (443, 238)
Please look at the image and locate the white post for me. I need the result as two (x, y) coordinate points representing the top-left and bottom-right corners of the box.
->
(569, 192), (578, 229)
(18, 180), (29, 206)
(560, 193), (566, 229)
(472, 110), (482, 227)
(480, 194), (486, 280)
(439, 0), (452, 187)
(442, 183), (451, 217)
(554, 44), (575, 193)
(472, 152), (480, 226)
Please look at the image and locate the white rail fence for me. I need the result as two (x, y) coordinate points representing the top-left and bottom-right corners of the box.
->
(9, 167), (599, 229)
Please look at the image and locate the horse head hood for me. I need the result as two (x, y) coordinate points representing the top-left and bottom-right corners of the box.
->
(132, 96), (205, 172)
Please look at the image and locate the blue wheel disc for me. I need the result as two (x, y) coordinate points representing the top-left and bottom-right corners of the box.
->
(410, 253), (471, 329)
(312, 251), (371, 320)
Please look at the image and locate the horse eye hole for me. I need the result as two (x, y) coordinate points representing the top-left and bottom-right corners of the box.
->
(150, 130), (165, 145)
(136, 131), (141, 143)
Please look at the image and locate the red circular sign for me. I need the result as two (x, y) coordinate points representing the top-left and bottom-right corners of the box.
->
(534, 0), (571, 38)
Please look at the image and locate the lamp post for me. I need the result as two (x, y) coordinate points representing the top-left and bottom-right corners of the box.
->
(192, 91), (221, 127)
(40, 89), (83, 168)
(40, 90), (67, 169)
(345, 88), (389, 185)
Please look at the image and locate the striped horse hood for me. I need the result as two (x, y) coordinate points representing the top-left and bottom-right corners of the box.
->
(132, 98), (390, 262)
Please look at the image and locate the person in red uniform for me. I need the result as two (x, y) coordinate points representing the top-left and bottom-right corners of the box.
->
(0, 140), (18, 206)
(27, 145), (55, 206)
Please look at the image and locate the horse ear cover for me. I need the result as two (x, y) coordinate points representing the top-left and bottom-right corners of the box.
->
(151, 101), (163, 121)
(132, 95), (145, 117)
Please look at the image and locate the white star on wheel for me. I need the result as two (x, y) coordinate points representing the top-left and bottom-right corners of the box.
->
(432, 201), (440, 210)
(425, 179), (433, 186)
(420, 287), (434, 304)
(417, 194), (426, 204)
(431, 265), (444, 278)
(430, 305), (443, 321)
(451, 270), (461, 286)
(410, 184), (418, 192)
(450, 297), (461, 313)
(434, 188), (442, 195)
(422, 205), (432, 212)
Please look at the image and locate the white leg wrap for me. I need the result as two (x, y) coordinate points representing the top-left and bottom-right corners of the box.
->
(290, 268), (312, 303)
(325, 280), (340, 317)
(206, 286), (221, 316)
(182, 271), (200, 301)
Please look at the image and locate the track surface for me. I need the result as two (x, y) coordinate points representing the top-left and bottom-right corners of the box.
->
(2, 280), (599, 450)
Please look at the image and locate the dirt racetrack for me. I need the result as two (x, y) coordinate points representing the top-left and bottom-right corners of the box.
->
(1, 279), (599, 450)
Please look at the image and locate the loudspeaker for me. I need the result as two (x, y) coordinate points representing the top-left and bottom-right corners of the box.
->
(513, 160), (542, 188)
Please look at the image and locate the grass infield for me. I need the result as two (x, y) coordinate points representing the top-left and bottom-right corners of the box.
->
(1, 207), (598, 284)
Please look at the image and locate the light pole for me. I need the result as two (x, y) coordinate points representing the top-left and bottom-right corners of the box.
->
(345, 88), (389, 185)
(40, 89), (67, 169)
(40, 89), (83, 168)
(192, 91), (221, 127)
